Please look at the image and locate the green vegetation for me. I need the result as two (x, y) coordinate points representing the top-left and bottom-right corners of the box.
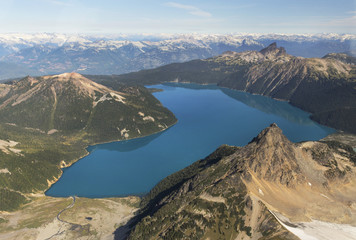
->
(0, 123), (87, 211)
(122, 143), (294, 239)
(86, 85), (176, 143)
(311, 107), (356, 135)
(91, 45), (356, 134)
(125, 145), (241, 239)
(0, 188), (29, 211)
(0, 74), (177, 211)
(84, 57), (246, 87)
(0, 123), (88, 192)
(140, 145), (239, 208)
(0, 217), (8, 224)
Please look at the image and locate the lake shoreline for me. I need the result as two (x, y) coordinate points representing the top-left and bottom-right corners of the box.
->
(43, 121), (178, 198)
(45, 83), (336, 198)
(159, 81), (348, 133)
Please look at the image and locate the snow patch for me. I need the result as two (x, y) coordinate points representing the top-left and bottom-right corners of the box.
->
(320, 194), (330, 200)
(109, 92), (125, 103)
(94, 92), (125, 106)
(271, 211), (356, 240)
(47, 129), (58, 135)
(258, 188), (264, 196)
(0, 139), (21, 155)
(143, 116), (155, 122)
(0, 168), (11, 174)
(94, 94), (111, 106)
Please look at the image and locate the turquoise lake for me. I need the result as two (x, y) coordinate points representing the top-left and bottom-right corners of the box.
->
(46, 83), (335, 197)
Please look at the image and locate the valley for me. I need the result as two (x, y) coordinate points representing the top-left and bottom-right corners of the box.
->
(1, 121), (354, 240)
(0, 195), (140, 240)
(1, 0), (355, 239)
(45, 83), (334, 198)
(0, 43), (355, 240)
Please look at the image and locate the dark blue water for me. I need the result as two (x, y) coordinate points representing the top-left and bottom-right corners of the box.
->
(46, 83), (335, 197)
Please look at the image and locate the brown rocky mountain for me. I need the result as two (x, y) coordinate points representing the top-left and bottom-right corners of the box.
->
(118, 124), (356, 239)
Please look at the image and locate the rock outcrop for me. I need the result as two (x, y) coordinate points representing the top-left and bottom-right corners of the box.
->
(119, 124), (356, 240)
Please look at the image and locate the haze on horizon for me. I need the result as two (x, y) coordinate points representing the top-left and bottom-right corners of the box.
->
(0, 0), (355, 34)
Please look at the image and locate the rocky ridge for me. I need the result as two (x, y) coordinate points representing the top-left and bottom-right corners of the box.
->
(104, 43), (356, 134)
(120, 124), (356, 239)
(0, 33), (354, 80)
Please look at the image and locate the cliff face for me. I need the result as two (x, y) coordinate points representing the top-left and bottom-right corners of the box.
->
(218, 45), (354, 107)
(217, 44), (356, 133)
(120, 124), (356, 239)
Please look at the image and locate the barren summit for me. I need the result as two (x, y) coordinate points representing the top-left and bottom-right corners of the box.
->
(123, 124), (356, 239)
(0, 73), (176, 140)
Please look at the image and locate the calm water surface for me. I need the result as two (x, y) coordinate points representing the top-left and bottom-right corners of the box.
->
(46, 83), (335, 197)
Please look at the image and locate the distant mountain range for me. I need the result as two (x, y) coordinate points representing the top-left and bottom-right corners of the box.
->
(99, 43), (356, 135)
(118, 124), (356, 239)
(0, 33), (355, 80)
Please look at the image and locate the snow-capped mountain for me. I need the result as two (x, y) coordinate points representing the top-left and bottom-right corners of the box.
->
(0, 33), (354, 80)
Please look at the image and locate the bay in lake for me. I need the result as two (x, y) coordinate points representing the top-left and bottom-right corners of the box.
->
(46, 83), (335, 197)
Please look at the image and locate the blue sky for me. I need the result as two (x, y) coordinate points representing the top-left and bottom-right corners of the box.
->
(0, 0), (355, 34)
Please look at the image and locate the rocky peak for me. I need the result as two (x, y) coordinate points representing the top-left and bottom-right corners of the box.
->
(260, 42), (287, 59)
(243, 123), (304, 186)
(41, 72), (122, 98)
(124, 122), (356, 239)
(249, 123), (288, 146)
(44, 72), (86, 82)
